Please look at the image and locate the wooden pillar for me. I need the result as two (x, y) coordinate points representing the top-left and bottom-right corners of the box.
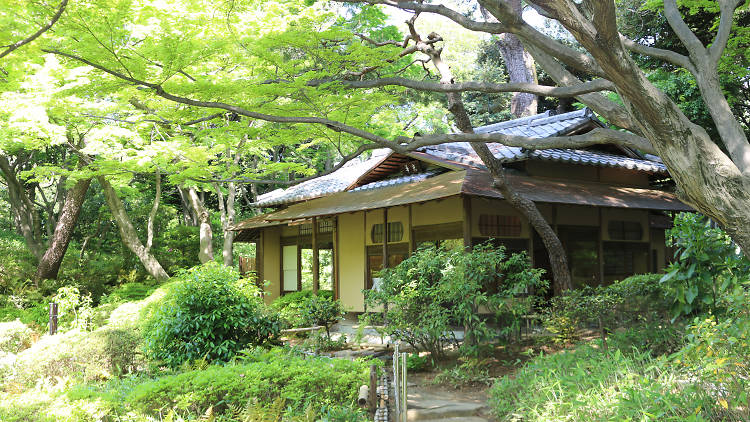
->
(312, 216), (319, 294)
(333, 217), (340, 300)
(462, 195), (472, 251)
(296, 225), (302, 292)
(256, 232), (264, 286)
(382, 208), (389, 269)
(408, 204), (414, 255)
(598, 207), (604, 285)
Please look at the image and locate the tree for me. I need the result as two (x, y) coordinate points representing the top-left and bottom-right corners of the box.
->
(31, 0), (750, 264)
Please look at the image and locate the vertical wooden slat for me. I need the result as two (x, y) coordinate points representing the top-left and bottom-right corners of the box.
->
(408, 204), (414, 255)
(598, 207), (605, 285)
(333, 217), (340, 300)
(296, 225), (302, 292)
(462, 195), (472, 251)
(382, 208), (389, 269)
(312, 216), (319, 294)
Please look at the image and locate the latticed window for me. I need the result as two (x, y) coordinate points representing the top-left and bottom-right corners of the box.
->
(371, 222), (404, 243)
(608, 220), (642, 240)
(478, 214), (522, 237)
(298, 220), (334, 236)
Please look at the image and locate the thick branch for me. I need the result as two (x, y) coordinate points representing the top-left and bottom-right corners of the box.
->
(620, 36), (696, 73)
(0, 0), (68, 60)
(663, 0), (707, 59)
(344, 77), (614, 97)
(405, 127), (655, 154)
(43, 49), (407, 154)
(709, 0), (742, 64)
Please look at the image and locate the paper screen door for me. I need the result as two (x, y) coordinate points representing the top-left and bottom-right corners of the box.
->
(282, 245), (298, 291)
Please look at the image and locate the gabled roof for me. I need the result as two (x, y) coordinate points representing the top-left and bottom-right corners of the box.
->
(418, 108), (667, 173)
(254, 108), (667, 207)
(231, 168), (691, 235)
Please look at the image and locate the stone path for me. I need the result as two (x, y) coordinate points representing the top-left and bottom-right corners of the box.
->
(405, 382), (491, 422)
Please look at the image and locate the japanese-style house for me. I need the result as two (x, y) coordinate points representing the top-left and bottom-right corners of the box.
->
(231, 108), (691, 310)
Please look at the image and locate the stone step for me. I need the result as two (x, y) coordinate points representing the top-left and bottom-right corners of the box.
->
(406, 400), (487, 421)
(414, 418), (489, 422)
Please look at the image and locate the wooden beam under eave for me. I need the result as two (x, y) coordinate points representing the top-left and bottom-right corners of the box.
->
(312, 216), (319, 294)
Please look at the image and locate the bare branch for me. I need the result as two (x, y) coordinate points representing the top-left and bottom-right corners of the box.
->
(709, 0), (743, 64)
(0, 0), (68, 60)
(620, 35), (696, 73)
(344, 77), (615, 97)
(403, 127), (656, 155)
(663, 0), (707, 60)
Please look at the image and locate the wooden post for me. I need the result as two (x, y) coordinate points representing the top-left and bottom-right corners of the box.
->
(462, 195), (472, 251)
(48, 302), (58, 335)
(408, 204), (414, 255)
(369, 364), (378, 416)
(333, 216), (340, 300)
(598, 207), (604, 285)
(296, 232), (302, 292)
(382, 208), (389, 269)
(312, 216), (319, 294)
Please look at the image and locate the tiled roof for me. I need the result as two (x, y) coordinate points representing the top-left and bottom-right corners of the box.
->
(419, 108), (668, 173)
(254, 109), (667, 207)
(351, 171), (439, 192)
(254, 148), (391, 207)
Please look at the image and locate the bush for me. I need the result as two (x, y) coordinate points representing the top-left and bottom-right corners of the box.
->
(300, 294), (345, 338)
(661, 212), (750, 320)
(433, 357), (494, 387)
(12, 327), (142, 385)
(271, 290), (333, 328)
(0, 319), (33, 354)
(489, 342), (730, 421)
(366, 243), (546, 358)
(142, 263), (281, 367)
(125, 348), (372, 417)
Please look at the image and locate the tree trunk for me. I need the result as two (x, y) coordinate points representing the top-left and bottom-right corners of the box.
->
(177, 187), (198, 226)
(492, 0), (538, 117)
(0, 155), (44, 260)
(187, 187), (214, 264)
(34, 177), (91, 282)
(414, 27), (572, 293)
(215, 182), (237, 267)
(98, 176), (169, 280)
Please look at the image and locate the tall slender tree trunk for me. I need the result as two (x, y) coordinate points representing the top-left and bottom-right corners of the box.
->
(187, 187), (214, 264)
(215, 182), (237, 267)
(98, 176), (169, 280)
(0, 155), (44, 260)
(34, 177), (91, 282)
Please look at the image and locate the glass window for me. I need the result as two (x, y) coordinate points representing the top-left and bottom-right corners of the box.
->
(479, 214), (522, 237)
(371, 222), (404, 243)
(608, 220), (643, 241)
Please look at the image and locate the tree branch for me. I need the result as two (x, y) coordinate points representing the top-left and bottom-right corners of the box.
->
(663, 0), (707, 60)
(709, 0), (742, 64)
(344, 77), (614, 97)
(404, 127), (656, 155)
(0, 0), (69, 60)
(620, 35), (696, 73)
(43, 48), (409, 154)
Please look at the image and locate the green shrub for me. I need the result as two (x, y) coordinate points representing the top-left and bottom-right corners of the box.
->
(366, 243), (546, 358)
(661, 212), (750, 320)
(405, 353), (431, 372)
(0, 319), (33, 354)
(608, 321), (685, 357)
(489, 343), (729, 421)
(433, 357), (494, 387)
(12, 327), (142, 385)
(142, 263), (281, 367)
(271, 290), (333, 328)
(125, 348), (372, 417)
(300, 294), (345, 338)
